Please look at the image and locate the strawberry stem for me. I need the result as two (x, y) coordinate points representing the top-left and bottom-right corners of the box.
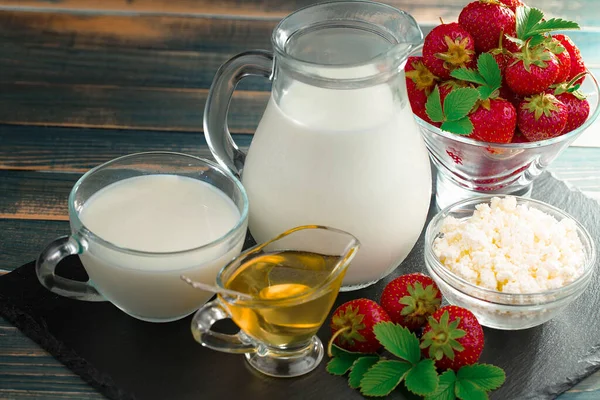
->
(327, 326), (351, 357)
(567, 71), (588, 87)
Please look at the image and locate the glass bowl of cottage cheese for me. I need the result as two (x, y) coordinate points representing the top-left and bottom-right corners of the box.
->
(424, 196), (596, 330)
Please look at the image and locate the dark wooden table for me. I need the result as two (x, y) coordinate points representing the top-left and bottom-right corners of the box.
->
(1, 1), (599, 398)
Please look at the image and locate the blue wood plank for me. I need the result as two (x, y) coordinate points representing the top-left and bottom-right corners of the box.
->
(0, 125), (253, 171)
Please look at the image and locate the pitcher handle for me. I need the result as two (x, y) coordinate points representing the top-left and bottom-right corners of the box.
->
(191, 299), (257, 354)
(203, 50), (274, 177)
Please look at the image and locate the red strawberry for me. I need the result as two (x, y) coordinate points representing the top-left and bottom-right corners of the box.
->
(423, 22), (476, 80)
(425, 80), (470, 128)
(505, 48), (560, 95)
(329, 299), (391, 354)
(469, 98), (517, 143)
(546, 38), (572, 84)
(439, 79), (471, 101)
(511, 130), (529, 143)
(420, 305), (484, 371)
(458, 0), (517, 53)
(379, 273), (442, 331)
(405, 56), (439, 124)
(491, 50), (510, 75)
(554, 34), (586, 85)
(547, 74), (591, 134)
(498, 84), (522, 108)
(517, 93), (568, 141)
(497, 0), (523, 12)
(556, 92), (590, 134)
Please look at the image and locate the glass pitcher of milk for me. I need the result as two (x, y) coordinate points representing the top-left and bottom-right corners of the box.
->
(204, 1), (432, 290)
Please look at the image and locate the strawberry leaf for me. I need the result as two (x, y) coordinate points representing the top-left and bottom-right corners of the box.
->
(360, 360), (411, 397)
(443, 88), (479, 121)
(455, 379), (488, 400)
(349, 356), (380, 389)
(505, 35), (525, 47)
(425, 370), (457, 400)
(477, 53), (502, 93)
(527, 35), (546, 48)
(326, 345), (366, 376)
(327, 357), (355, 375)
(405, 359), (439, 396)
(426, 85), (445, 123)
(528, 18), (580, 37)
(373, 322), (420, 365)
(441, 118), (473, 135)
(516, 6), (544, 40)
(457, 364), (506, 392)
(450, 68), (487, 86)
(477, 86), (495, 101)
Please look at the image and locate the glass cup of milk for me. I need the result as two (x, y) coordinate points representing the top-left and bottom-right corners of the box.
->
(35, 152), (248, 323)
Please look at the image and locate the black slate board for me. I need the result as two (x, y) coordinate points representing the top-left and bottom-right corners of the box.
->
(1, 171), (600, 400)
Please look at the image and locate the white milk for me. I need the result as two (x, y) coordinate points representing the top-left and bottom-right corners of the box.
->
(242, 78), (432, 287)
(78, 175), (246, 322)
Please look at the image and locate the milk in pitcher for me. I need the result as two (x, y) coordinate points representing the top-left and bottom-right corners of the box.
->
(242, 75), (432, 288)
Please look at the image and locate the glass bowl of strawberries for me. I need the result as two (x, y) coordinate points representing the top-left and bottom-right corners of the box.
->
(407, 0), (600, 209)
(423, 195), (596, 330)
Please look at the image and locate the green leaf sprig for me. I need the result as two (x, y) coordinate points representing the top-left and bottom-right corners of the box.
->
(425, 365), (506, 400)
(509, 5), (580, 49)
(327, 321), (506, 399)
(425, 86), (479, 135)
(550, 72), (589, 100)
(451, 53), (502, 102)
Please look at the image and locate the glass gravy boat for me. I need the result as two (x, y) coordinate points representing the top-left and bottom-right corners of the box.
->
(191, 225), (359, 378)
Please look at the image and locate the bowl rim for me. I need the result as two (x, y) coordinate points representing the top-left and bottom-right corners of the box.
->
(415, 70), (600, 149)
(424, 195), (597, 304)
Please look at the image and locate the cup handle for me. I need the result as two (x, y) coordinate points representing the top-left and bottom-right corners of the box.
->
(191, 299), (257, 354)
(35, 235), (105, 302)
(203, 50), (274, 177)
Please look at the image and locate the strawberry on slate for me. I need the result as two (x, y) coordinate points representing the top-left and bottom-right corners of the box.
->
(405, 56), (439, 124)
(420, 305), (484, 372)
(554, 34), (587, 85)
(458, 0), (517, 53)
(380, 273), (442, 331)
(470, 98), (517, 143)
(423, 22), (476, 80)
(517, 93), (568, 141)
(505, 47), (560, 95)
(329, 299), (391, 354)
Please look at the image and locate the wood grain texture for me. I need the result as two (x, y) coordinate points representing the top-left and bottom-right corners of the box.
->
(0, 125), (252, 171)
(0, 11), (598, 91)
(1, 0), (599, 26)
(0, 318), (102, 400)
(0, 82), (268, 132)
(0, 219), (69, 270)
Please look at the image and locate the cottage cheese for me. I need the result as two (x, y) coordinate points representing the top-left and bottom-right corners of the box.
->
(433, 196), (585, 294)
